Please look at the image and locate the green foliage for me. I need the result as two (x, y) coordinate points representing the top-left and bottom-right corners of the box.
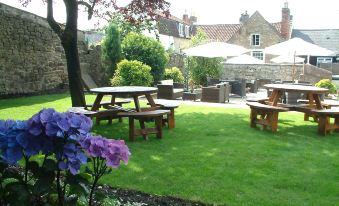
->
(101, 23), (122, 83)
(190, 28), (209, 46)
(315, 79), (337, 93)
(163, 67), (185, 83)
(111, 60), (153, 86)
(109, 13), (158, 40)
(187, 28), (223, 86)
(122, 32), (168, 84)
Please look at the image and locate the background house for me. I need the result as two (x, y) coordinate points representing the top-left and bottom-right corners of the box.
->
(193, 2), (293, 63)
(156, 12), (196, 52)
(292, 29), (339, 65)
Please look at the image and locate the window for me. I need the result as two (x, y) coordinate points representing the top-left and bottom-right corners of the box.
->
(178, 23), (184, 37)
(252, 51), (263, 60)
(185, 25), (190, 38)
(317, 57), (333, 66)
(251, 34), (260, 46)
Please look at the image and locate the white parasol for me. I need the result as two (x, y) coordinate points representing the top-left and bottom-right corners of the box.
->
(226, 54), (264, 64)
(183, 42), (249, 58)
(270, 55), (305, 64)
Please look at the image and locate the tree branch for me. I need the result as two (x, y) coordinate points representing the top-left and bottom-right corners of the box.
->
(46, 0), (63, 39)
(77, 0), (96, 20)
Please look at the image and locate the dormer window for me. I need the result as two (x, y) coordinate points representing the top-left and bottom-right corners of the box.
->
(251, 34), (260, 46)
(178, 23), (184, 37)
(185, 25), (190, 37)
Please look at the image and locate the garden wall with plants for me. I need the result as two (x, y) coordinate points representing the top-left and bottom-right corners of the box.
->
(222, 63), (332, 84)
(0, 3), (102, 97)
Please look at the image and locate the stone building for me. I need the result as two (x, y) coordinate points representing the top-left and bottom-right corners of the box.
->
(195, 2), (292, 63)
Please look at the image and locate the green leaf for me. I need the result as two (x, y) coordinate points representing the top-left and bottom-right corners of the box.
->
(2, 167), (22, 180)
(4, 182), (30, 206)
(32, 178), (52, 195)
(43, 159), (58, 171)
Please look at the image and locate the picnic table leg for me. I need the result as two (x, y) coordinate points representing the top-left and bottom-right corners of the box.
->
(312, 93), (323, 110)
(133, 96), (141, 112)
(155, 116), (163, 139)
(335, 117), (339, 132)
(128, 117), (135, 141)
(270, 112), (279, 133)
(317, 116), (328, 136)
(139, 120), (148, 140)
(91, 94), (104, 111)
(167, 108), (175, 129)
(250, 109), (257, 128)
(145, 93), (156, 107)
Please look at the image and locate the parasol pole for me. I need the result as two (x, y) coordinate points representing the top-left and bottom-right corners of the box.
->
(292, 51), (296, 81)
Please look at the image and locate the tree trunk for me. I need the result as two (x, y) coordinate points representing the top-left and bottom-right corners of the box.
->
(62, 35), (86, 107)
(62, 0), (86, 107)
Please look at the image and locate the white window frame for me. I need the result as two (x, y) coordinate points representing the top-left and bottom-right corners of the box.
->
(317, 57), (333, 66)
(252, 50), (264, 60)
(251, 34), (260, 46)
(178, 23), (184, 37)
(185, 25), (190, 38)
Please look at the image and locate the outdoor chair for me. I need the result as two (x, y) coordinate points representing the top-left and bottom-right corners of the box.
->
(224, 79), (246, 97)
(207, 78), (221, 86)
(246, 80), (258, 93)
(201, 82), (230, 103)
(157, 81), (184, 100)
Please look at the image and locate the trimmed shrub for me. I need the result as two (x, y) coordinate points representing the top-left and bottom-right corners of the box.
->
(187, 28), (223, 86)
(121, 32), (168, 84)
(315, 79), (337, 94)
(163, 67), (185, 83)
(111, 59), (153, 86)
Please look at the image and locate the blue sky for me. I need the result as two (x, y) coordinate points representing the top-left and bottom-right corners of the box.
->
(0, 0), (338, 30)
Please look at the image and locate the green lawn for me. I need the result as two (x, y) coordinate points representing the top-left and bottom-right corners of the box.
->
(1, 94), (339, 206)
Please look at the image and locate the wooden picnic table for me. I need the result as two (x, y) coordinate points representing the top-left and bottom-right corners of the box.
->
(264, 84), (328, 109)
(90, 86), (158, 112)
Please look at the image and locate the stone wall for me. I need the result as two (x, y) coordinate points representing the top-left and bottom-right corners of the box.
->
(0, 3), (103, 97)
(222, 63), (331, 84)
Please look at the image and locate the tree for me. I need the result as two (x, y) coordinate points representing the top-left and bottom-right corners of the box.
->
(109, 13), (158, 40)
(101, 23), (122, 83)
(19, 0), (170, 106)
(122, 32), (168, 84)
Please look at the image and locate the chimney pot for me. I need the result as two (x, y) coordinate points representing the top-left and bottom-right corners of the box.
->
(239, 11), (249, 24)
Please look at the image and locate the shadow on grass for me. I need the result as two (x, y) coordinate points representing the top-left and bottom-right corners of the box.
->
(0, 93), (71, 109)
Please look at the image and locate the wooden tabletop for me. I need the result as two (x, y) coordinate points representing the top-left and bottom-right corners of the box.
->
(264, 84), (328, 94)
(90, 86), (158, 96)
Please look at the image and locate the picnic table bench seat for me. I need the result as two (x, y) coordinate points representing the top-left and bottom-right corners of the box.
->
(311, 108), (339, 136)
(246, 98), (269, 104)
(118, 110), (170, 141)
(246, 102), (289, 133)
(68, 107), (124, 125)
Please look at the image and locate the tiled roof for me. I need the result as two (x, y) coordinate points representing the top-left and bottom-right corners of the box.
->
(292, 29), (339, 54)
(155, 11), (187, 24)
(158, 18), (180, 37)
(196, 24), (241, 42)
(196, 22), (282, 42)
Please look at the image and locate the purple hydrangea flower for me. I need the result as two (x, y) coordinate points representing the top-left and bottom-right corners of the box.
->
(80, 135), (130, 168)
(57, 143), (88, 175)
(0, 120), (27, 164)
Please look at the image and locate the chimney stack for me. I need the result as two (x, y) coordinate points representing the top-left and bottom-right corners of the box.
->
(281, 2), (292, 40)
(183, 10), (189, 24)
(239, 11), (249, 24)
